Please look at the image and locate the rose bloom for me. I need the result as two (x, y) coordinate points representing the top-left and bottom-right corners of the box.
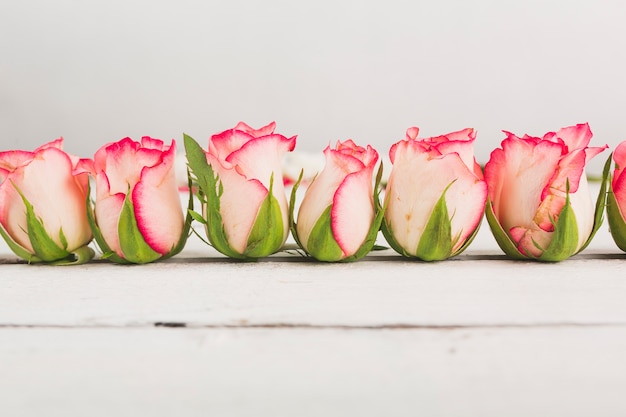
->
(383, 127), (487, 261)
(484, 123), (606, 260)
(91, 136), (185, 263)
(197, 121), (296, 258)
(295, 139), (379, 261)
(0, 138), (93, 263)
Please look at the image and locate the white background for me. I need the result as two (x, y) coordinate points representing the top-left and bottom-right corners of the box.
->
(1, 0), (625, 172)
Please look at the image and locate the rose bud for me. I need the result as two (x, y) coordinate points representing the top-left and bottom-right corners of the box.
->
(484, 123), (607, 261)
(89, 137), (190, 264)
(291, 139), (383, 262)
(185, 122), (296, 259)
(382, 127), (487, 261)
(0, 139), (94, 264)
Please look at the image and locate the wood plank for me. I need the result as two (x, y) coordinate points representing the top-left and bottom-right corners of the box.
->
(2, 326), (625, 417)
(1, 223), (625, 328)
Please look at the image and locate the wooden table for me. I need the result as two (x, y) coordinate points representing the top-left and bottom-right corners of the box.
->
(2, 215), (626, 416)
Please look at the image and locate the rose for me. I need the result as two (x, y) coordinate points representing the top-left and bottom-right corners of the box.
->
(606, 141), (626, 251)
(0, 138), (94, 264)
(382, 127), (487, 261)
(484, 123), (607, 261)
(89, 137), (189, 264)
(184, 121), (296, 259)
(291, 139), (382, 262)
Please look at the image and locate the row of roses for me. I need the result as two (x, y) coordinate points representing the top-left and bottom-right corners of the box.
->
(1, 122), (624, 265)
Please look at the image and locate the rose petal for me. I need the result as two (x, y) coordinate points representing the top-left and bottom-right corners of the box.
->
(0, 168), (31, 251)
(405, 127), (420, 140)
(554, 123), (592, 151)
(141, 136), (165, 150)
(95, 172), (125, 256)
(431, 128), (477, 172)
(613, 142), (626, 220)
(234, 121), (276, 138)
(209, 129), (255, 168)
(0, 150), (35, 172)
(132, 141), (183, 255)
(331, 167), (376, 257)
(485, 136), (563, 235)
(96, 138), (163, 195)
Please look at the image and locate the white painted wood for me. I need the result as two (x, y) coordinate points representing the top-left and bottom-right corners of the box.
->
(0, 223), (625, 328)
(1, 186), (625, 416)
(2, 326), (626, 417)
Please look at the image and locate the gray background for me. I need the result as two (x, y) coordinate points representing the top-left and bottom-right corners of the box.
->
(1, 0), (625, 171)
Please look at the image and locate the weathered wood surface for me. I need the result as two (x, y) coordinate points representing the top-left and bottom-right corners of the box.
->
(1, 221), (626, 416)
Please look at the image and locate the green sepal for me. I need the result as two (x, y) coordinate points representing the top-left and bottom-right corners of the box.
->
(14, 183), (70, 262)
(48, 245), (95, 266)
(184, 133), (247, 259)
(244, 174), (285, 258)
(538, 184), (579, 262)
(160, 169), (194, 261)
(451, 220), (481, 257)
(577, 152), (611, 253)
(86, 180), (130, 264)
(415, 189), (453, 261)
(117, 193), (162, 264)
(305, 205), (344, 262)
(0, 220), (43, 263)
(342, 162), (386, 262)
(289, 169), (305, 251)
(485, 198), (527, 260)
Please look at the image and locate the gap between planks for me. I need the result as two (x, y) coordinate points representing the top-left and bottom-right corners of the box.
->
(1, 321), (626, 330)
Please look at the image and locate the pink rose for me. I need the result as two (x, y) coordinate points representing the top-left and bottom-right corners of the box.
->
(383, 127), (487, 261)
(184, 122), (296, 259)
(484, 123), (607, 261)
(90, 137), (187, 263)
(292, 139), (381, 261)
(0, 139), (93, 264)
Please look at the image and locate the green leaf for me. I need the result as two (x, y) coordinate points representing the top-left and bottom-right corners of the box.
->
(0, 220), (42, 263)
(188, 209), (206, 224)
(184, 133), (246, 259)
(85, 180), (130, 264)
(539, 187), (579, 262)
(578, 152), (611, 253)
(415, 190), (452, 261)
(305, 205), (344, 262)
(117, 193), (162, 264)
(343, 162), (386, 262)
(244, 174), (285, 258)
(485, 198), (527, 260)
(289, 169), (305, 251)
